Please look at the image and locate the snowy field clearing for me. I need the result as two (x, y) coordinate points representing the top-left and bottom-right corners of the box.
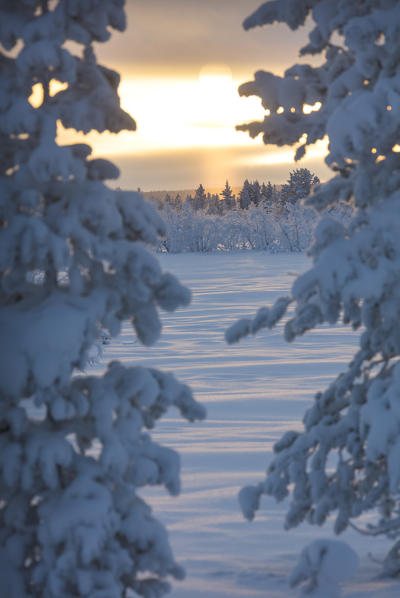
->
(95, 252), (398, 597)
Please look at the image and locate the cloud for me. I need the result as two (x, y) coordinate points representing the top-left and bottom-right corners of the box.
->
(96, 0), (314, 78)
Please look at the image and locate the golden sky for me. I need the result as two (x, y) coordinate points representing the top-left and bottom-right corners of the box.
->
(62, 0), (331, 191)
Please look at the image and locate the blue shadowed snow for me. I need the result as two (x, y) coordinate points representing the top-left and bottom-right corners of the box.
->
(93, 252), (398, 598)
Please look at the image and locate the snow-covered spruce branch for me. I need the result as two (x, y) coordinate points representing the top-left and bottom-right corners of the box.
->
(348, 520), (400, 538)
(0, 3), (205, 597)
(225, 297), (292, 344)
(231, 0), (400, 577)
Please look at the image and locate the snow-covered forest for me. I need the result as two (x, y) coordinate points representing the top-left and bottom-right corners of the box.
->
(151, 170), (352, 253)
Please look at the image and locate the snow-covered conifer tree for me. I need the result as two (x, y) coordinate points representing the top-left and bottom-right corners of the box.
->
(207, 192), (222, 215)
(173, 193), (182, 211)
(0, 2), (205, 596)
(260, 181), (279, 213)
(239, 179), (252, 210)
(280, 168), (320, 207)
(229, 0), (400, 575)
(250, 179), (262, 206)
(194, 183), (207, 211)
(220, 180), (235, 211)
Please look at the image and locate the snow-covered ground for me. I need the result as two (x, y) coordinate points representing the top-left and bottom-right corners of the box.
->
(94, 252), (399, 597)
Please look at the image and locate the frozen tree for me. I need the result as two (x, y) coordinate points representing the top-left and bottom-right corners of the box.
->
(194, 183), (207, 210)
(239, 179), (252, 210)
(276, 200), (317, 252)
(261, 181), (269, 199)
(173, 193), (183, 211)
(164, 193), (182, 212)
(260, 181), (279, 213)
(0, 2), (205, 597)
(183, 192), (194, 211)
(229, 0), (400, 575)
(280, 168), (320, 207)
(220, 180), (235, 211)
(207, 192), (222, 215)
(241, 203), (277, 250)
(239, 179), (262, 207)
(250, 179), (262, 206)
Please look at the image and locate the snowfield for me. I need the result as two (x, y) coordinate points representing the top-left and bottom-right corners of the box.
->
(94, 252), (399, 597)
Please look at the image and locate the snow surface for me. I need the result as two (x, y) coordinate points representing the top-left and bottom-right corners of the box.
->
(91, 252), (399, 597)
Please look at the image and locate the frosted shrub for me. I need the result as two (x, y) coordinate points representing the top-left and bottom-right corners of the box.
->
(160, 203), (316, 253)
(289, 539), (358, 597)
(229, 0), (400, 576)
(0, 2), (205, 596)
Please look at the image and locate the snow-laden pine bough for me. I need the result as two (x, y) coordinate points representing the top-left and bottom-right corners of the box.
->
(0, 2), (205, 597)
(227, 0), (400, 580)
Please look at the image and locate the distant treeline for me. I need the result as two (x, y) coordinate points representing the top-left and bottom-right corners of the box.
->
(147, 169), (352, 253)
(149, 168), (319, 215)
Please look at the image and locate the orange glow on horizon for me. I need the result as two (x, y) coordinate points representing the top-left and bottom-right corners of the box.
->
(242, 137), (329, 167)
